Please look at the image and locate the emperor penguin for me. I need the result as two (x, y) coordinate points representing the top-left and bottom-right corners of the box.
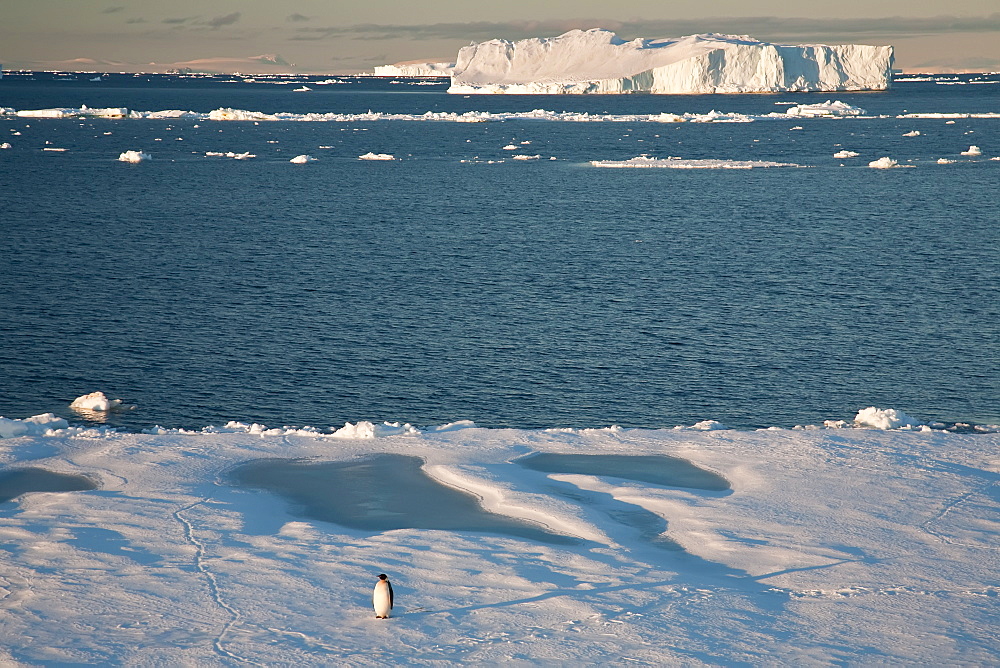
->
(373, 573), (393, 619)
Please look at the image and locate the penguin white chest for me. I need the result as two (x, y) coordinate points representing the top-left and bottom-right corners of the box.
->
(373, 579), (393, 618)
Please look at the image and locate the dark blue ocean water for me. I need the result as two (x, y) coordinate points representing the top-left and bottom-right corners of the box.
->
(2, 73), (998, 431)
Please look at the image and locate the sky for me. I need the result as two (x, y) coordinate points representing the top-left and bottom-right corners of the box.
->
(2, 1), (1000, 73)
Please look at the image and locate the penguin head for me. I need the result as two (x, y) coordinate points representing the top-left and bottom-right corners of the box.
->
(378, 574), (388, 580)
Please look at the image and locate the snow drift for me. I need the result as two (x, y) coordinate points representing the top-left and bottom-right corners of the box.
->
(448, 29), (894, 95)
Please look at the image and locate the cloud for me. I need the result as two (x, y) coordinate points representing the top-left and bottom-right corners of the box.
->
(126, 17), (146, 24)
(292, 14), (1000, 43)
(287, 13), (310, 23)
(204, 12), (241, 29)
(101, 6), (124, 13)
(160, 12), (241, 30)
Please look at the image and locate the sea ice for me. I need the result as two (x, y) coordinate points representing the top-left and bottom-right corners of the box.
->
(289, 154), (317, 163)
(833, 150), (860, 158)
(16, 106), (128, 118)
(512, 154), (541, 160)
(0, 142), (11, 149)
(902, 130), (921, 137)
(358, 152), (395, 160)
(0, 413), (69, 438)
(0, 407), (997, 664)
(961, 145), (982, 155)
(449, 29), (893, 95)
(117, 150), (151, 163)
(4, 104), (880, 126)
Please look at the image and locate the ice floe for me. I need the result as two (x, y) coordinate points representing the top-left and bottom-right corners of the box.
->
(358, 152), (395, 160)
(867, 156), (907, 169)
(961, 145), (982, 156)
(783, 100), (866, 117)
(205, 151), (256, 159)
(591, 156), (806, 169)
(117, 150), (151, 162)
(69, 392), (123, 412)
(289, 154), (317, 163)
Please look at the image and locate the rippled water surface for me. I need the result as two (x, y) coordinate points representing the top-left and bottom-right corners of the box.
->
(2, 74), (998, 430)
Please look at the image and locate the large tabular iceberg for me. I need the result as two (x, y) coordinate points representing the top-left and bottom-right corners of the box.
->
(448, 29), (893, 95)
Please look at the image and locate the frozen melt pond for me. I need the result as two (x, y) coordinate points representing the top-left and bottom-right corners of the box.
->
(0, 468), (99, 504)
(228, 454), (577, 545)
(517, 454), (731, 491)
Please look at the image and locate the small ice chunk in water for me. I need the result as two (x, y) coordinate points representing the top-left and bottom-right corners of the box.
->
(512, 154), (541, 160)
(358, 152), (394, 160)
(868, 156), (898, 169)
(0, 142), (11, 149)
(289, 154), (317, 163)
(118, 150), (151, 162)
(833, 150), (859, 158)
(70, 392), (122, 412)
(937, 158), (955, 164)
(960, 145), (982, 155)
(902, 130), (921, 137)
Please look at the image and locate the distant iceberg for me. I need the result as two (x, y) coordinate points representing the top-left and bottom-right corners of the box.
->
(449, 29), (893, 95)
(370, 61), (456, 77)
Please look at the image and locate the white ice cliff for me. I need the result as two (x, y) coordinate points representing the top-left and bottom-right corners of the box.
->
(448, 29), (894, 95)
